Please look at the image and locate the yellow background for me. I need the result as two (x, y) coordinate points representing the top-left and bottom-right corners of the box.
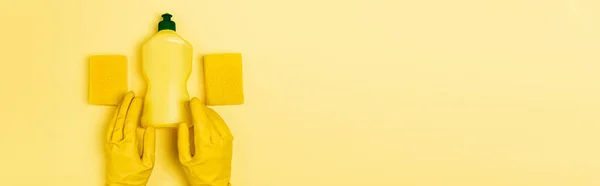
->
(1, 0), (600, 185)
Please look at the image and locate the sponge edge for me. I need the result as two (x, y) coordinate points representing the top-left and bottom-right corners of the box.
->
(203, 53), (244, 106)
(89, 55), (128, 105)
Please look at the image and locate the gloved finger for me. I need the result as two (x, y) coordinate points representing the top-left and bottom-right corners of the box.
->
(122, 97), (142, 142)
(105, 103), (121, 142)
(177, 122), (193, 163)
(141, 127), (156, 166)
(107, 92), (134, 142)
(207, 108), (234, 140)
(111, 93), (136, 142)
(190, 97), (218, 145)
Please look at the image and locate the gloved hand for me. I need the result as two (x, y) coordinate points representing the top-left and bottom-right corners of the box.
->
(105, 92), (156, 186)
(178, 97), (234, 186)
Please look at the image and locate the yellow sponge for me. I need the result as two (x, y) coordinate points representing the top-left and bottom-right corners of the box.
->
(89, 55), (128, 105)
(203, 53), (244, 105)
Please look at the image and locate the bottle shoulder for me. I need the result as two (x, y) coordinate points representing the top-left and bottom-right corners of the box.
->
(143, 31), (192, 48)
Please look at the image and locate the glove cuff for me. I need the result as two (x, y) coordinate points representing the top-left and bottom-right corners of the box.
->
(106, 183), (145, 186)
(190, 183), (232, 186)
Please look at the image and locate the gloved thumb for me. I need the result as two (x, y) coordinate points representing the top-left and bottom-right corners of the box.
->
(141, 127), (156, 167)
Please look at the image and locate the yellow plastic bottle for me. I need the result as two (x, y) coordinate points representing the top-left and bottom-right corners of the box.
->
(141, 13), (192, 128)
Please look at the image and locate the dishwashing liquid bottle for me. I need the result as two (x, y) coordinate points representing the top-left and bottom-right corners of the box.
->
(141, 13), (192, 128)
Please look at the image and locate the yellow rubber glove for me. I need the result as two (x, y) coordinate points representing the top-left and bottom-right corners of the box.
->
(178, 97), (234, 186)
(105, 92), (156, 186)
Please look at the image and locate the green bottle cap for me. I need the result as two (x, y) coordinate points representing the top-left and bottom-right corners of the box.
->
(158, 13), (176, 31)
